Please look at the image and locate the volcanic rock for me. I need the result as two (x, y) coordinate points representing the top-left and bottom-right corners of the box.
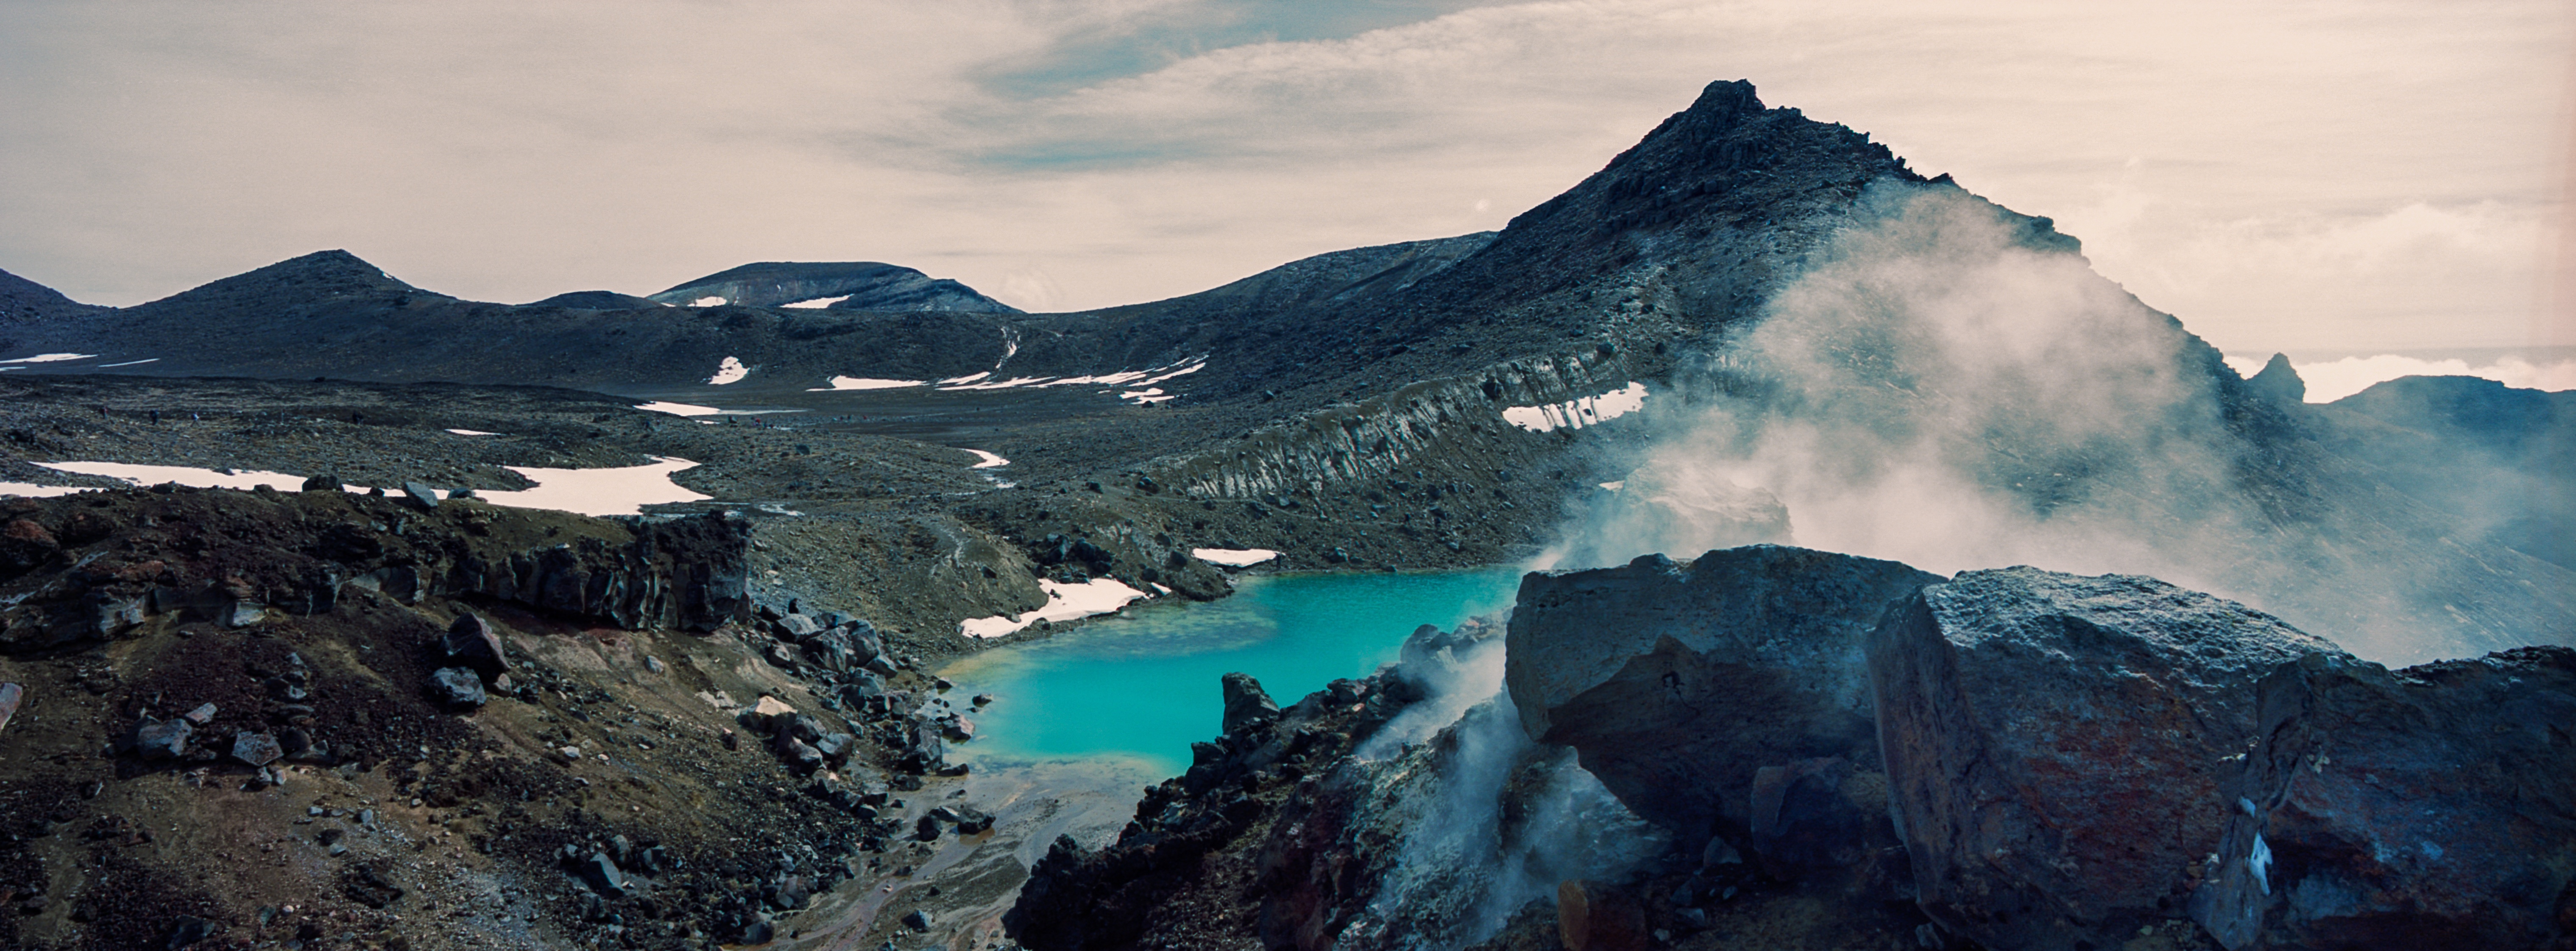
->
(749, 695), (796, 730)
(777, 612), (820, 640)
(427, 667), (487, 708)
(2190, 646), (2576, 949)
(1745, 756), (1891, 881)
(1219, 671), (1279, 735)
(1867, 567), (2345, 951)
(1504, 545), (1940, 852)
(1556, 880), (1649, 951)
(578, 852), (627, 896)
(133, 717), (191, 760)
(229, 731), (284, 767)
(440, 612), (509, 680)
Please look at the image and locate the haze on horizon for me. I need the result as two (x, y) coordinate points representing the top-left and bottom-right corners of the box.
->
(3, 0), (2570, 374)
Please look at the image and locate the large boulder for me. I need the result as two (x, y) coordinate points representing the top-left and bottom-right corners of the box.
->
(2191, 646), (2576, 949)
(1503, 545), (1941, 852)
(1867, 567), (2345, 951)
(441, 613), (509, 681)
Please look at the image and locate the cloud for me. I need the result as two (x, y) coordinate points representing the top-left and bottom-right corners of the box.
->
(0, 0), (2566, 357)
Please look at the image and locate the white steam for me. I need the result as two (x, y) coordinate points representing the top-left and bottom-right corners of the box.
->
(1550, 183), (2568, 664)
(1338, 630), (1664, 950)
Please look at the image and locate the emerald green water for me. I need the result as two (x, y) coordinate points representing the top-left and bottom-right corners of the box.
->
(939, 568), (1522, 777)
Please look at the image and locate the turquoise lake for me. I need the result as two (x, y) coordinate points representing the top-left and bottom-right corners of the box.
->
(938, 568), (1524, 777)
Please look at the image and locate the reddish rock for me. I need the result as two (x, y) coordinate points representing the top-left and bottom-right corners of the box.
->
(1556, 880), (1648, 951)
(0, 517), (59, 570)
(2191, 647), (2576, 950)
(1868, 567), (2343, 951)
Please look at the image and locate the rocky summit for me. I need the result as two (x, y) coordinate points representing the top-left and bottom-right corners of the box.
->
(0, 78), (2570, 950)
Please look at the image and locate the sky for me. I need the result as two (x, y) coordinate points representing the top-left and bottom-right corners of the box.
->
(3, 0), (2571, 379)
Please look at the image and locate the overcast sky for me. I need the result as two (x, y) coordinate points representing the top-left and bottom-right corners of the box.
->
(3, 0), (2569, 361)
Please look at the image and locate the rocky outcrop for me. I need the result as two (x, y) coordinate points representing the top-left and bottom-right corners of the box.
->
(0, 486), (749, 656)
(1007, 668), (1409, 951)
(1221, 671), (1280, 734)
(1009, 629), (1508, 951)
(1505, 545), (1941, 854)
(2191, 647), (2576, 950)
(1154, 346), (1640, 503)
(1868, 567), (2347, 951)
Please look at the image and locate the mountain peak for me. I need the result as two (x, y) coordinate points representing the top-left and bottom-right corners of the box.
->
(133, 249), (418, 313)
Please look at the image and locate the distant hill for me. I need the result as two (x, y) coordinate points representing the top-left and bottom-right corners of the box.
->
(520, 290), (665, 310)
(0, 266), (112, 333)
(648, 262), (1021, 313)
(2312, 374), (2576, 570)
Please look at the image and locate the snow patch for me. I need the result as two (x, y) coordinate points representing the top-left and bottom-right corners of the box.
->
(98, 358), (160, 368)
(808, 377), (925, 392)
(446, 429), (499, 436)
(0, 353), (96, 364)
(781, 294), (851, 309)
(688, 296), (726, 307)
(1598, 481), (1625, 491)
(0, 482), (95, 498)
(1137, 359), (1207, 386)
(707, 357), (749, 385)
(1502, 381), (1649, 433)
(957, 578), (1149, 638)
(938, 372), (991, 385)
(636, 401), (722, 417)
(27, 459), (708, 517)
(37, 461), (307, 491)
(1193, 547), (1280, 567)
(938, 375), (1053, 391)
(962, 449), (1009, 469)
(477, 457), (711, 516)
(1121, 388), (1176, 405)
(1040, 369), (1154, 387)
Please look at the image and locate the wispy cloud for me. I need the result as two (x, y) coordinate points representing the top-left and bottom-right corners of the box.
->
(0, 0), (2565, 356)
